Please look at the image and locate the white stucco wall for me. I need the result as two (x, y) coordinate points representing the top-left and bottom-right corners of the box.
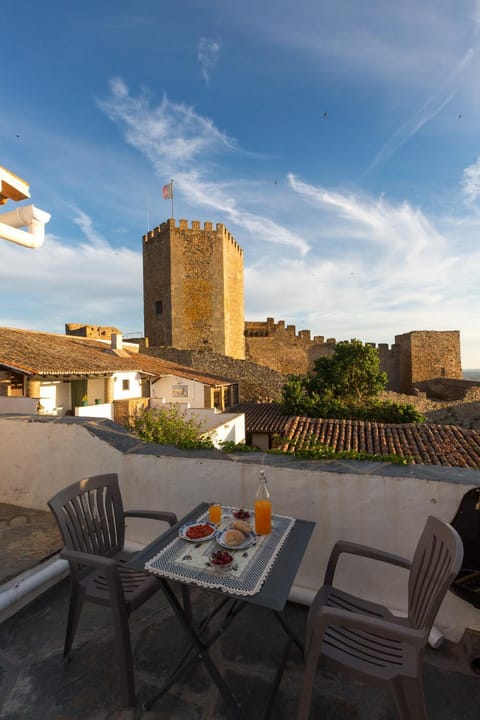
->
(196, 410), (245, 446)
(1, 415), (479, 643)
(0, 397), (37, 414)
(112, 371), (142, 400)
(151, 375), (205, 407)
(75, 403), (114, 420)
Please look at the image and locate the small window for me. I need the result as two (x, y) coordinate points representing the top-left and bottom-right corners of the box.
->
(155, 300), (163, 315)
(122, 379), (130, 391)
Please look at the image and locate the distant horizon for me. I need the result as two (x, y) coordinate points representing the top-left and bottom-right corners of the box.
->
(463, 369), (480, 379)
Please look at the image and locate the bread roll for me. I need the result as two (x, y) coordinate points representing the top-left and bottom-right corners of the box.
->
(223, 528), (245, 546)
(232, 519), (252, 535)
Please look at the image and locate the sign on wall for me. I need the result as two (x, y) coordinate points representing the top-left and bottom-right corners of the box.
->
(172, 384), (188, 398)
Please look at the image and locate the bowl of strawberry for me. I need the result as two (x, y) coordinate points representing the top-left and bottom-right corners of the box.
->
(233, 508), (250, 520)
(209, 550), (234, 574)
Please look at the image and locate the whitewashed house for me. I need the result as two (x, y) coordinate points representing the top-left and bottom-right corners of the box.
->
(0, 327), (244, 444)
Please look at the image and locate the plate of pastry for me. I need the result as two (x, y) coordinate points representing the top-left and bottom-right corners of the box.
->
(217, 518), (256, 550)
(179, 521), (217, 543)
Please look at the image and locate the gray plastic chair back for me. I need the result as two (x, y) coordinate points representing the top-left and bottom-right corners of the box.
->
(48, 473), (125, 558)
(408, 515), (463, 632)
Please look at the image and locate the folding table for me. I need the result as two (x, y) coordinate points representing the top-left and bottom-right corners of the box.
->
(128, 501), (315, 719)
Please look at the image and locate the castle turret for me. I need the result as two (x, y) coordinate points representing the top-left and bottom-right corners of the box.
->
(143, 219), (245, 359)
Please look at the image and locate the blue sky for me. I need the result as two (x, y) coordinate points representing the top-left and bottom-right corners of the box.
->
(2, 1), (480, 366)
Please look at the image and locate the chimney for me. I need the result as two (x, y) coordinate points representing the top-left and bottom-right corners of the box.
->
(111, 332), (123, 351)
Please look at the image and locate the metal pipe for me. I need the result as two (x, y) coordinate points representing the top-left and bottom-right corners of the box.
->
(0, 556), (68, 622)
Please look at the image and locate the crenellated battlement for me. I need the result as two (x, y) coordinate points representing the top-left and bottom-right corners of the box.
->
(244, 317), (404, 351)
(143, 218), (243, 255)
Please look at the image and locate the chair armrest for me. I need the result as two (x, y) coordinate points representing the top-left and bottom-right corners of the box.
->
(61, 547), (117, 570)
(324, 539), (411, 585)
(123, 510), (178, 527)
(308, 605), (426, 657)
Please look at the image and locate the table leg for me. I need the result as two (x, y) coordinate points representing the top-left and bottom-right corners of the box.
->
(144, 579), (246, 720)
(273, 610), (304, 654)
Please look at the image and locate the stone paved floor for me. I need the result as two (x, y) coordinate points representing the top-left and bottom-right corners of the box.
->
(0, 503), (61, 585)
(2, 576), (480, 720)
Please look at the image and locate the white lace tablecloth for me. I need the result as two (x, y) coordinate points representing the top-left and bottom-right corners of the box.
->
(145, 507), (295, 596)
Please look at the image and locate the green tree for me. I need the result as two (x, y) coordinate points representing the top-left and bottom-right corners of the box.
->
(281, 340), (425, 423)
(311, 339), (387, 401)
(131, 406), (214, 449)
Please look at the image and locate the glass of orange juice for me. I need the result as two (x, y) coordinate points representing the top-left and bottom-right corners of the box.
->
(209, 502), (222, 525)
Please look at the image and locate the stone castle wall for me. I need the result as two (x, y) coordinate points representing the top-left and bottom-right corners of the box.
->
(145, 346), (287, 403)
(244, 320), (462, 395)
(244, 317), (402, 384)
(245, 317), (335, 374)
(65, 323), (121, 339)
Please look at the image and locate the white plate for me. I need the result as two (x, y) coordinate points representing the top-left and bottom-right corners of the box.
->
(179, 520), (217, 543)
(216, 527), (257, 550)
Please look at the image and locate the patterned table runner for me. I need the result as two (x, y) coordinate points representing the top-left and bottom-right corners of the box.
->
(145, 507), (295, 596)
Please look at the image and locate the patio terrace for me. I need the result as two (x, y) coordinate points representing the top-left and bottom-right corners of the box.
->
(2, 570), (480, 719)
(2, 415), (480, 718)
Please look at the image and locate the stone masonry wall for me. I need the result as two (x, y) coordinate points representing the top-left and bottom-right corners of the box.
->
(395, 331), (462, 393)
(143, 220), (245, 359)
(244, 320), (462, 394)
(145, 346), (287, 403)
(245, 317), (335, 374)
(65, 323), (122, 339)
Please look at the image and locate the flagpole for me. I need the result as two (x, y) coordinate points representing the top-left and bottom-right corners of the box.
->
(171, 179), (174, 219)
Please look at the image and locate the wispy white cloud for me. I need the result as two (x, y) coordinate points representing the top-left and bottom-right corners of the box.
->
(274, 173), (473, 346)
(98, 79), (236, 169)
(0, 229), (143, 333)
(198, 37), (222, 86)
(98, 80), (310, 255)
(72, 208), (111, 250)
(288, 173), (449, 265)
(220, 0), (478, 93)
(462, 157), (480, 201)
(366, 47), (476, 173)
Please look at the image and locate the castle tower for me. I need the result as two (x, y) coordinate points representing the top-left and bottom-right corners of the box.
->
(143, 219), (245, 359)
(395, 330), (462, 393)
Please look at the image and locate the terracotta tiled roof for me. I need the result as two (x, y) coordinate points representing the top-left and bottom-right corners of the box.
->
(235, 402), (480, 469)
(0, 327), (140, 375)
(232, 403), (290, 433)
(282, 417), (480, 468)
(0, 327), (236, 387)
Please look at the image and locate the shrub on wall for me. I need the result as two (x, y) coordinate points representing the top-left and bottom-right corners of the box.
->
(132, 406), (214, 449)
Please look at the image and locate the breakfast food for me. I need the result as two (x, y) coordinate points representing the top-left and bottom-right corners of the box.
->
(232, 518), (252, 535)
(210, 550), (233, 567)
(185, 523), (215, 540)
(223, 528), (246, 546)
(233, 508), (250, 519)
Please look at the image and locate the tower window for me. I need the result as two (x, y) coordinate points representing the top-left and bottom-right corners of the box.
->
(155, 300), (163, 315)
(122, 379), (130, 391)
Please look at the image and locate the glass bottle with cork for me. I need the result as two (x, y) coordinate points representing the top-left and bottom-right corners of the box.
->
(255, 469), (272, 535)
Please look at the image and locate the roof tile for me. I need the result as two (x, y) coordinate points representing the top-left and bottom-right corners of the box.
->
(237, 402), (480, 469)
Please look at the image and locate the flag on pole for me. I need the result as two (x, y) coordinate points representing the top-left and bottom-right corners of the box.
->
(162, 182), (173, 200)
